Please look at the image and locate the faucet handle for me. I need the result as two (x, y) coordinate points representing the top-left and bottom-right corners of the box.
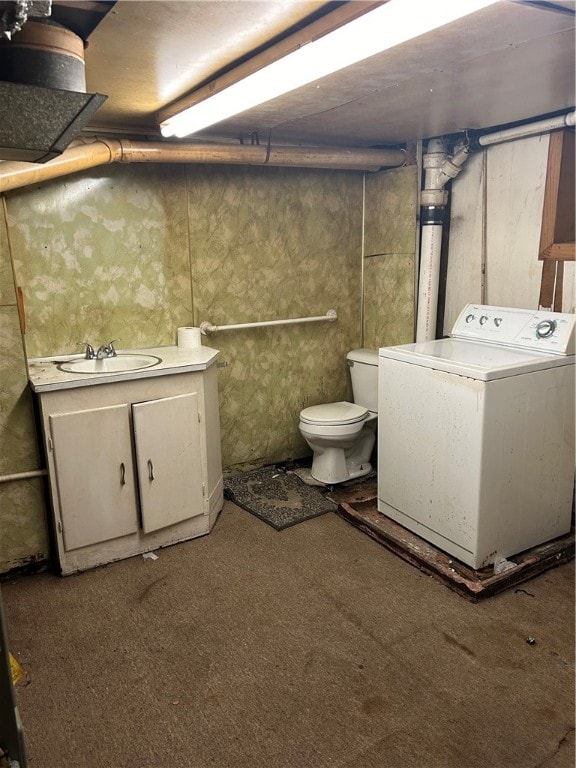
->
(78, 342), (95, 359)
(105, 339), (120, 357)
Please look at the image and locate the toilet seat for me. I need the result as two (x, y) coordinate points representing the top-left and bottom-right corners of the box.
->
(300, 401), (368, 426)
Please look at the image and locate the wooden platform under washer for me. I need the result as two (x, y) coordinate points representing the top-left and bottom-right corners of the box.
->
(326, 479), (575, 601)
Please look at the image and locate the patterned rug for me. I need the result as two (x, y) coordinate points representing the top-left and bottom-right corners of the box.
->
(224, 465), (336, 530)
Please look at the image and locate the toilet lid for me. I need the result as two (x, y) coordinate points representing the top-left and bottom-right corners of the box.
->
(300, 401), (368, 426)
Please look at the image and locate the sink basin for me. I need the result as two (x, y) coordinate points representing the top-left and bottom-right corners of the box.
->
(57, 354), (162, 374)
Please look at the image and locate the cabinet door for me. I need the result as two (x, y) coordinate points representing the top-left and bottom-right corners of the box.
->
(49, 405), (139, 551)
(132, 393), (204, 534)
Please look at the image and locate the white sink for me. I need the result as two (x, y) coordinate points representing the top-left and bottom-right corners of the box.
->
(57, 354), (162, 374)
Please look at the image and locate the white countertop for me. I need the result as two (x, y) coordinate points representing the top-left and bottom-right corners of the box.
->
(28, 345), (220, 393)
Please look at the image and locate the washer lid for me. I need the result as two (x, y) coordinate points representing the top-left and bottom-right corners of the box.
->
(379, 338), (575, 381)
(300, 401), (368, 425)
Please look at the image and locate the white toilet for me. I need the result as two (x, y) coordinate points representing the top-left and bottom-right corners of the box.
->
(299, 348), (378, 484)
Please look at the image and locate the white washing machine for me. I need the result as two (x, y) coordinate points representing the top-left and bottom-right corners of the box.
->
(378, 304), (575, 570)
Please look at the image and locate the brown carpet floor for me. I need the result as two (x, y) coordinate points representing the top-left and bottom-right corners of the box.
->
(2, 501), (574, 768)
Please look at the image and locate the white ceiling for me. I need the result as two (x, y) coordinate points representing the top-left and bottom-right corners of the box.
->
(78, 0), (576, 147)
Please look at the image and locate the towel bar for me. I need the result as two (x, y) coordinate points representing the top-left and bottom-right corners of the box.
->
(200, 309), (337, 335)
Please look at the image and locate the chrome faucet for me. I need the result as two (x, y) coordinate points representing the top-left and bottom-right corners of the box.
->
(96, 340), (119, 359)
(79, 340), (119, 359)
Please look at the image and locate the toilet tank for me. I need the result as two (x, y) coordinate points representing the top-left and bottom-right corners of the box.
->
(347, 348), (379, 413)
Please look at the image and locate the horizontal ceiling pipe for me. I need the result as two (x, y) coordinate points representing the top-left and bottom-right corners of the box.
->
(0, 139), (120, 192)
(471, 110), (576, 149)
(0, 138), (405, 192)
(116, 140), (404, 170)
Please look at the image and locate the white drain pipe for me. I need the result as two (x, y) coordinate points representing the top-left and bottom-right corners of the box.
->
(416, 139), (470, 342)
(474, 110), (576, 148)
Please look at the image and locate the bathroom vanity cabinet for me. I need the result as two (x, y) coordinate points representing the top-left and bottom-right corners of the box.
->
(28, 346), (223, 575)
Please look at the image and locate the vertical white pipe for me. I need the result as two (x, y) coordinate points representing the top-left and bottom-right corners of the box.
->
(416, 137), (448, 343)
(416, 224), (444, 342)
(480, 150), (488, 304)
(413, 141), (424, 340)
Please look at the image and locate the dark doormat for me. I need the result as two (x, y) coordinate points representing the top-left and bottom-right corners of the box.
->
(224, 465), (337, 530)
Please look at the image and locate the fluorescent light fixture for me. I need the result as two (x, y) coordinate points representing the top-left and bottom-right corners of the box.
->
(160, 0), (500, 138)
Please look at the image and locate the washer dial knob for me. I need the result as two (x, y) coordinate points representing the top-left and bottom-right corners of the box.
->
(536, 319), (557, 338)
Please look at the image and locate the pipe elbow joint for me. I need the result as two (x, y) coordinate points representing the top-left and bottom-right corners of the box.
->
(441, 157), (466, 181)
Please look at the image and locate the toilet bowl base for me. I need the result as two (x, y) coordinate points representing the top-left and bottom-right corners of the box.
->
(306, 421), (376, 485)
(310, 450), (373, 485)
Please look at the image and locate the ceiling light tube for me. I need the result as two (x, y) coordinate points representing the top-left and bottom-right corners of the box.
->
(160, 0), (501, 138)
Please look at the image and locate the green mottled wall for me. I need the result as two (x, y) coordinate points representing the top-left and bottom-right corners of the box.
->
(0, 161), (417, 573)
(0, 205), (49, 572)
(363, 165), (417, 347)
(7, 165), (193, 356)
(188, 166), (362, 467)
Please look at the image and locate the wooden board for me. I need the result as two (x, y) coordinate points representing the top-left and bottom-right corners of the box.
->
(327, 479), (575, 601)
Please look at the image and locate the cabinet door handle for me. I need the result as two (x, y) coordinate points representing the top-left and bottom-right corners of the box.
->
(120, 462), (126, 486)
(147, 459), (155, 481)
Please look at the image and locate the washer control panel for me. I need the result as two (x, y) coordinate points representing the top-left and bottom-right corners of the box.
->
(452, 304), (575, 354)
